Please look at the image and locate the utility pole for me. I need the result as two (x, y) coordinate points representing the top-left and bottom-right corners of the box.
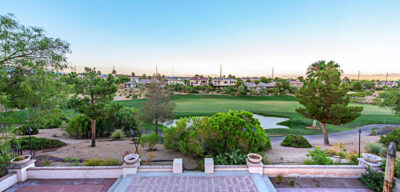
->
(220, 64), (222, 78)
(172, 65), (174, 77)
(272, 68), (274, 79)
(357, 71), (360, 81)
(386, 72), (389, 81)
(156, 66), (158, 75)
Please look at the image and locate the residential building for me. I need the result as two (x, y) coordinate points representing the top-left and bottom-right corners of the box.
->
(258, 82), (276, 89)
(190, 77), (209, 86)
(124, 81), (136, 89)
(137, 79), (158, 87)
(289, 80), (304, 88)
(166, 77), (185, 85)
(375, 81), (398, 88)
(211, 78), (237, 89)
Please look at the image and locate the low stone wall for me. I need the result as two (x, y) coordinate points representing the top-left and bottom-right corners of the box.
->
(138, 165), (173, 172)
(215, 165), (248, 172)
(263, 165), (366, 178)
(28, 166), (123, 179)
(0, 173), (18, 191)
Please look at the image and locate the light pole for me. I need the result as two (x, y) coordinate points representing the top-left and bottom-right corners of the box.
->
(358, 128), (361, 157)
(27, 127), (33, 156)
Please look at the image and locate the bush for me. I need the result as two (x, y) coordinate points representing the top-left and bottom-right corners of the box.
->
(66, 107), (139, 139)
(10, 137), (66, 150)
(280, 135), (312, 148)
(111, 129), (125, 140)
(164, 111), (272, 158)
(141, 131), (162, 150)
(100, 158), (122, 166)
(360, 169), (384, 192)
(13, 124), (39, 135)
(304, 147), (333, 165)
(380, 127), (400, 151)
(65, 114), (91, 138)
(364, 142), (384, 156)
(83, 158), (102, 166)
(163, 117), (204, 157)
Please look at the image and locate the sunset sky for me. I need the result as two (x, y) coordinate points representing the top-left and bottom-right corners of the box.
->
(1, 0), (399, 77)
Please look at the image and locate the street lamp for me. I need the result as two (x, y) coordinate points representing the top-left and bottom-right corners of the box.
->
(28, 127), (33, 156)
(358, 128), (361, 157)
(130, 128), (142, 154)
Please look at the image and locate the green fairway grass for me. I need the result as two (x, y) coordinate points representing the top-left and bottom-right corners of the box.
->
(116, 95), (400, 136)
(2, 95), (399, 137)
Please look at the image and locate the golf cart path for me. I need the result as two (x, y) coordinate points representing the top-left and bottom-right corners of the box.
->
(270, 124), (400, 144)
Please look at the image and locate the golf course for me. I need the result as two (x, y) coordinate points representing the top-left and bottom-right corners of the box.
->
(117, 95), (400, 136)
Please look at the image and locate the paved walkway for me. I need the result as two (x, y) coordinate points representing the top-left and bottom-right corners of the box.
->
(276, 189), (372, 192)
(270, 124), (400, 143)
(113, 171), (275, 192)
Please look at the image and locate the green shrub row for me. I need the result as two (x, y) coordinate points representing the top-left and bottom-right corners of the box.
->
(10, 137), (66, 150)
(379, 127), (400, 151)
(66, 107), (138, 138)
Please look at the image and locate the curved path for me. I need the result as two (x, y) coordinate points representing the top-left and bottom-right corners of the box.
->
(269, 124), (400, 144)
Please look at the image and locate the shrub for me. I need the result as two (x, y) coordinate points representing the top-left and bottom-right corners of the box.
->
(280, 135), (312, 148)
(360, 169), (384, 192)
(163, 117), (205, 157)
(111, 129), (125, 140)
(364, 142), (384, 156)
(380, 127), (400, 151)
(304, 147), (333, 165)
(66, 114), (91, 138)
(164, 111), (272, 158)
(101, 158), (121, 166)
(83, 158), (121, 166)
(83, 158), (102, 166)
(200, 110), (271, 155)
(66, 107), (139, 138)
(141, 131), (162, 150)
(213, 149), (247, 165)
(10, 137), (66, 150)
(13, 124), (39, 135)
(346, 150), (359, 165)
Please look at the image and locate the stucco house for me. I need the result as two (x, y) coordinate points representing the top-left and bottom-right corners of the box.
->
(167, 77), (185, 85)
(124, 81), (137, 89)
(211, 78), (237, 89)
(289, 80), (304, 88)
(190, 77), (209, 86)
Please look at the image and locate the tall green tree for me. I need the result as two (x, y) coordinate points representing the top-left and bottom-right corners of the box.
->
(379, 88), (400, 116)
(69, 67), (121, 147)
(0, 14), (70, 111)
(142, 74), (175, 135)
(296, 61), (363, 145)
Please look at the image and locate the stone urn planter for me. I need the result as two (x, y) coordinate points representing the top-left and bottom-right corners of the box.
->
(362, 153), (382, 163)
(11, 155), (31, 165)
(124, 154), (139, 164)
(247, 153), (262, 164)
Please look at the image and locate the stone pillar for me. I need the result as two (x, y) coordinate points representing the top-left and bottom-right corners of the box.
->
(122, 159), (140, 177)
(204, 158), (214, 174)
(246, 159), (263, 175)
(173, 158), (182, 174)
(8, 159), (36, 182)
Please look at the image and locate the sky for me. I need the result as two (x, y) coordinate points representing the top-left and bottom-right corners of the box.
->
(1, 0), (400, 77)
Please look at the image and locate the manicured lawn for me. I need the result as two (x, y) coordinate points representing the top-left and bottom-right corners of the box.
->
(116, 95), (400, 136)
(2, 95), (399, 137)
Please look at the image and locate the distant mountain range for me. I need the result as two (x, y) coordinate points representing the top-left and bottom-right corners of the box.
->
(276, 73), (400, 81)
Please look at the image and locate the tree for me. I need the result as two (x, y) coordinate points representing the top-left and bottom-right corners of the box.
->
(131, 72), (135, 76)
(69, 67), (121, 147)
(254, 80), (260, 89)
(379, 88), (400, 116)
(142, 74), (175, 135)
(296, 61), (363, 145)
(0, 14), (70, 111)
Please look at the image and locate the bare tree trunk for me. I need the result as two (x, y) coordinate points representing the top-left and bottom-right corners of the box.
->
(155, 119), (158, 135)
(320, 123), (329, 145)
(91, 119), (96, 147)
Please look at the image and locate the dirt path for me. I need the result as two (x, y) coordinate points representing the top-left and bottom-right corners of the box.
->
(266, 124), (400, 164)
